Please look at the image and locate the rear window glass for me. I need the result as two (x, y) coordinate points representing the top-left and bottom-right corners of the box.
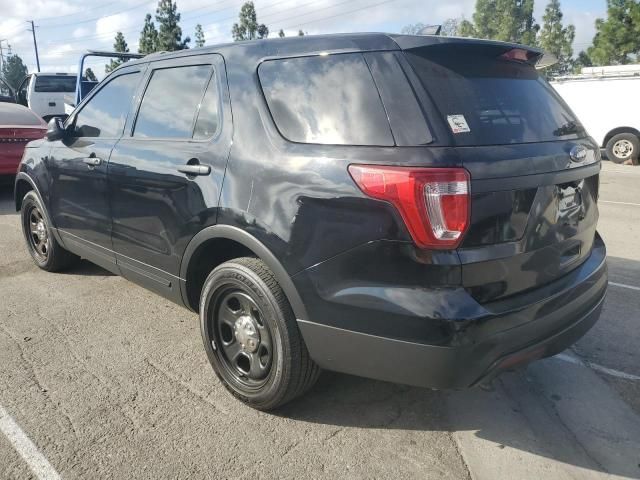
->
(405, 49), (584, 146)
(258, 54), (393, 146)
(34, 75), (77, 93)
(0, 103), (42, 126)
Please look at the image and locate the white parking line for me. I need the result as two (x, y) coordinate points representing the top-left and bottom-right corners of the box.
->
(599, 200), (640, 207)
(0, 404), (61, 480)
(555, 353), (640, 382)
(609, 281), (640, 292)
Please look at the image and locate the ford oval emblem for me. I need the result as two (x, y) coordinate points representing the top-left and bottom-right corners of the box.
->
(570, 145), (588, 163)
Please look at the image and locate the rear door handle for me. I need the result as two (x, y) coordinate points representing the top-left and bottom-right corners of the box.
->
(82, 157), (102, 167)
(177, 164), (211, 176)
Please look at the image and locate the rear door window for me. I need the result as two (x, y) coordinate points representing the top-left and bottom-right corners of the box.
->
(134, 65), (213, 139)
(258, 53), (394, 146)
(405, 48), (584, 146)
(34, 75), (77, 93)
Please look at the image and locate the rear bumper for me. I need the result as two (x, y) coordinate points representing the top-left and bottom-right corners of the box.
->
(296, 234), (607, 389)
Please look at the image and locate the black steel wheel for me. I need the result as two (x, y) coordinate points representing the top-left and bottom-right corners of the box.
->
(214, 290), (274, 389)
(20, 191), (78, 271)
(25, 203), (50, 263)
(200, 257), (320, 410)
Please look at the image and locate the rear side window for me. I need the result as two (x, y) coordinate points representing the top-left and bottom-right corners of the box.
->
(34, 75), (76, 93)
(258, 54), (393, 146)
(134, 65), (213, 139)
(405, 48), (584, 146)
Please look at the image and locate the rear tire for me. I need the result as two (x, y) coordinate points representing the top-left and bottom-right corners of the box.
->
(200, 257), (320, 410)
(605, 133), (639, 164)
(20, 191), (78, 272)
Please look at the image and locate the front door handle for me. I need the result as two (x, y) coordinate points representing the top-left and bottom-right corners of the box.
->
(82, 156), (102, 167)
(177, 164), (211, 176)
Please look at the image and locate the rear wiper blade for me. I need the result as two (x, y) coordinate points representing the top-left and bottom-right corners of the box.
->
(553, 120), (581, 136)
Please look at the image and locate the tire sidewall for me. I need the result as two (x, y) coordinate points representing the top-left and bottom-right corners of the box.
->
(606, 133), (640, 164)
(200, 262), (293, 408)
(21, 191), (52, 269)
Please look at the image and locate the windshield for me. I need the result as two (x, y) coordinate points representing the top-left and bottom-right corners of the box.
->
(34, 75), (77, 93)
(405, 48), (584, 146)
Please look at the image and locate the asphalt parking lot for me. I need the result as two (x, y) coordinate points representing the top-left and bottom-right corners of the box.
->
(0, 161), (639, 480)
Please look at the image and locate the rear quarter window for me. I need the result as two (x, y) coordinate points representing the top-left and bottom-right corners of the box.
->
(258, 53), (394, 146)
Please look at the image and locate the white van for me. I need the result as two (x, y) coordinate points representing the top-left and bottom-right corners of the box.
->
(552, 65), (640, 164)
(16, 73), (77, 121)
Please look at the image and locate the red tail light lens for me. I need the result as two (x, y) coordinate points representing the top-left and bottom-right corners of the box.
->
(348, 165), (471, 249)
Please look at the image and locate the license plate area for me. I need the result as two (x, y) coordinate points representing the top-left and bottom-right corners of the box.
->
(558, 184), (581, 211)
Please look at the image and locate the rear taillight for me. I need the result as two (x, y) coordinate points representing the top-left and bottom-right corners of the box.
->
(348, 165), (470, 249)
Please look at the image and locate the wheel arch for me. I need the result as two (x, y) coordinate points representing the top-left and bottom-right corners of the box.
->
(14, 173), (35, 212)
(180, 225), (308, 321)
(602, 127), (640, 149)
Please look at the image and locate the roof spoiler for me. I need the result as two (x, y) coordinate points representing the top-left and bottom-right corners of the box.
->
(391, 35), (558, 70)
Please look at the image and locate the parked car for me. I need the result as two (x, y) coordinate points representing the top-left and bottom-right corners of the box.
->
(16, 72), (76, 121)
(0, 103), (46, 177)
(552, 65), (640, 164)
(0, 76), (16, 103)
(14, 33), (607, 410)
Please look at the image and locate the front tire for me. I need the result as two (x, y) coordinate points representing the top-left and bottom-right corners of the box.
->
(200, 257), (320, 410)
(605, 133), (639, 164)
(20, 191), (78, 271)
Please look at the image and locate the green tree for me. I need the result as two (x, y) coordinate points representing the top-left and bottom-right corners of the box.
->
(278, 29), (285, 38)
(156, 0), (190, 51)
(232, 2), (269, 41)
(573, 50), (593, 72)
(139, 13), (159, 54)
(1, 54), (28, 89)
(105, 32), (130, 73)
(538, 0), (575, 76)
(84, 68), (97, 81)
(194, 23), (205, 47)
(588, 0), (640, 65)
(459, 0), (539, 45)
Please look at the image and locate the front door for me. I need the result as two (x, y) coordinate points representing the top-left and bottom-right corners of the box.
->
(108, 54), (232, 300)
(48, 66), (144, 271)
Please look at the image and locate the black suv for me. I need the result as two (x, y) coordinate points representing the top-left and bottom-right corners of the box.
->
(15, 34), (607, 410)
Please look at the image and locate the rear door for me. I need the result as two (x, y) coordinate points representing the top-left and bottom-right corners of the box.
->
(30, 75), (77, 118)
(403, 44), (601, 303)
(108, 54), (232, 301)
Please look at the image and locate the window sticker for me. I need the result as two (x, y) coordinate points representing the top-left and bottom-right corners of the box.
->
(447, 114), (471, 134)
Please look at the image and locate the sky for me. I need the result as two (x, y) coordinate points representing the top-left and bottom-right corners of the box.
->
(0, 0), (606, 79)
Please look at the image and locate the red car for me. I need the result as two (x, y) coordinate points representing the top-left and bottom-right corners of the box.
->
(0, 103), (47, 176)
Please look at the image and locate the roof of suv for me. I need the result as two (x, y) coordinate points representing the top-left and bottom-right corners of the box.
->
(120, 32), (545, 69)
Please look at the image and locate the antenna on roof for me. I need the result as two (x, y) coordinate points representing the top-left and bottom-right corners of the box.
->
(418, 25), (442, 36)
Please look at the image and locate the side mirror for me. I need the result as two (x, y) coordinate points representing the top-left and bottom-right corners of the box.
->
(46, 117), (66, 142)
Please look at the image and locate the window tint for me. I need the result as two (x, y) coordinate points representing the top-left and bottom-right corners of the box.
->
(34, 75), (76, 93)
(193, 76), (220, 140)
(74, 72), (140, 138)
(405, 49), (584, 146)
(258, 54), (393, 146)
(134, 65), (212, 139)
